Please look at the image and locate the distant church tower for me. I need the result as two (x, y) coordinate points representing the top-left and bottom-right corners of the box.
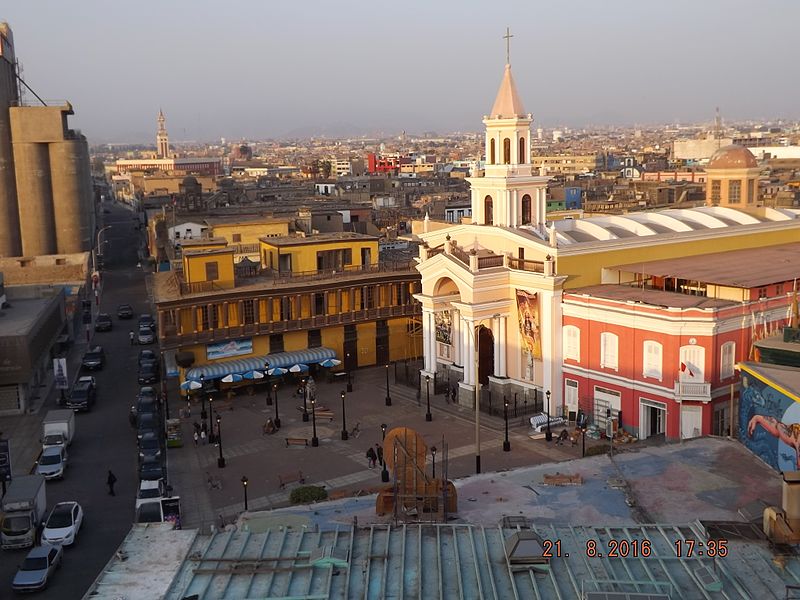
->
(156, 109), (170, 159)
(467, 35), (549, 230)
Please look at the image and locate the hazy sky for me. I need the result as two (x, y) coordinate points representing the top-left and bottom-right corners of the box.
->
(3, 1), (798, 143)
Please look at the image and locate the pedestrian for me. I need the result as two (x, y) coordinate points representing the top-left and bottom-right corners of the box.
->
(129, 330), (135, 345)
(193, 421), (201, 435)
(106, 470), (117, 496)
(375, 444), (384, 467)
(193, 431), (199, 446)
(200, 429), (207, 445)
(366, 447), (377, 468)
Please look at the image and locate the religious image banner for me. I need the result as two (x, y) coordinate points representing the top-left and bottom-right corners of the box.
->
(435, 311), (452, 346)
(516, 289), (541, 359)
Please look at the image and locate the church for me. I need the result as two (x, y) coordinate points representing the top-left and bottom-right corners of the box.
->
(414, 58), (800, 441)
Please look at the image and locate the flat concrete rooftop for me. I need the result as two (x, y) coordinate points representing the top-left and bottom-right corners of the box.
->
(0, 297), (56, 337)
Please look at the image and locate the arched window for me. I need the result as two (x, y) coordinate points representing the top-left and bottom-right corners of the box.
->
(643, 340), (662, 381)
(484, 195), (493, 225)
(503, 138), (511, 164)
(521, 194), (532, 225)
(489, 138), (496, 164)
(563, 325), (580, 362)
(519, 137), (526, 164)
(600, 332), (619, 371)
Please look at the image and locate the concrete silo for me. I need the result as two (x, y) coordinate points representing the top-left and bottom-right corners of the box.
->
(0, 22), (21, 256)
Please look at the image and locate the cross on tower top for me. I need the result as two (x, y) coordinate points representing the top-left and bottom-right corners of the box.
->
(503, 27), (513, 65)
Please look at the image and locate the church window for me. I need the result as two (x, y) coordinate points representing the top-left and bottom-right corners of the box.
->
(519, 137), (526, 163)
(489, 138), (496, 164)
(710, 180), (721, 203)
(563, 325), (580, 362)
(728, 180), (741, 203)
(521, 194), (532, 225)
(503, 138), (511, 164)
(484, 196), (493, 225)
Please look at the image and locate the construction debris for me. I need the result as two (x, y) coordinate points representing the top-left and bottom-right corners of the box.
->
(542, 473), (583, 486)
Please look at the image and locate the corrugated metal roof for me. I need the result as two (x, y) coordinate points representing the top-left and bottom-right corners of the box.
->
(163, 522), (800, 599)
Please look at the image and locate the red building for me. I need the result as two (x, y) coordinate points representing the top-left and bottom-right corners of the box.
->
(367, 153), (399, 174)
(561, 244), (799, 441)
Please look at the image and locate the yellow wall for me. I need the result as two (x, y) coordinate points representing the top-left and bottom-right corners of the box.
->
(356, 322), (377, 365)
(259, 239), (379, 273)
(558, 227), (800, 289)
(212, 221), (289, 245)
(388, 317), (420, 361)
(183, 251), (235, 288)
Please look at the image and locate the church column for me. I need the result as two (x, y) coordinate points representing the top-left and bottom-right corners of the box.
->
(498, 316), (507, 377)
(539, 289), (563, 415)
(452, 308), (461, 366)
(462, 316), (474, 386)
(493, 316), (502, 377)
(422, 307), (434, 373)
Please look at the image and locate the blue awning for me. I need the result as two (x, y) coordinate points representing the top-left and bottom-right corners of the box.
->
(185, 347), (337, 381)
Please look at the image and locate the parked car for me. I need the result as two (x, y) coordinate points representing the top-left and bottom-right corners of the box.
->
(81, 346), (105, 370)
(65, 376), (96, 411)
(41, 501), (84, 547)
(137, 326), (155, 345)
(137, 413), (160, 441)
(94, 313), (113, 332)
(136, 479), (168, 509)
(138, 349), (157, 368)
(117, 304), (134, 319)
(133, 387), (159, 417)
(11, 544), (63, 592)
(138, 455), (166, 481)
(138, 432), (163, 463)
(138, 362), (160, 385)
(36, 446), (68, 480)
(138, 314), (155, 331)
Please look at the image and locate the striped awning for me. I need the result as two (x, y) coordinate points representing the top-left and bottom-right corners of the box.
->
(185, 347), (337, 382)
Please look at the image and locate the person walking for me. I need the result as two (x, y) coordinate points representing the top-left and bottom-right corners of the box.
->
(193, 431), (199, 446)
(200, 429), (207, 445)
(107, 470), (117, 496)
(375, 444), (384, 467)
(129, 330), (135, 345)
(366, 447), (377, 469)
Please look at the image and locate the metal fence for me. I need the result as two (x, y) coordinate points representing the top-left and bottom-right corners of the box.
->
(479, 388), (544, 419)
(394, 359), (423, 389)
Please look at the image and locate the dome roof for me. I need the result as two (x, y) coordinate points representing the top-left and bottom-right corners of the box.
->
(707, 144), (757, 169)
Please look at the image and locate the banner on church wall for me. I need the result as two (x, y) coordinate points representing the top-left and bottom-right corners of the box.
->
(435, 311), (452, 345)
(516, 289), (541, 359)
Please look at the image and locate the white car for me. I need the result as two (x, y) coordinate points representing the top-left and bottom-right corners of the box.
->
(36, 446), (68, 480)
(41, 501), (84, 546)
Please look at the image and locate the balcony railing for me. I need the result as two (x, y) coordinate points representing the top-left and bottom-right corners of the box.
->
(508, 258), (544, 273)
(231, 243), (260, 254)
(159, 303), (421, 349)
(477, 255), (504, 269)
(262, 261), (416, 283)
(674, 381), (711, 400)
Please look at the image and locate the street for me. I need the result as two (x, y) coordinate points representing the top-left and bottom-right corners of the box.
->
(0, 201), (151, 598)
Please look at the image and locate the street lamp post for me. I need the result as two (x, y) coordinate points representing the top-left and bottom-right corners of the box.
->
(431, 445), (437, 480)
(311, 396), (319, 447)
(94, 225), (112, 273)
(340, 390), (348, 440)
(425, 375), (432, 421)
(216, 416), (226, 468)
(273, 383), (281, 428)
(385, 364), (392, 406)
(264, 361), (272, 406)
(545, 390), (553, 442)
(241, 476), (249, 511)
(346, 353), (353, 392)
(200, 374), (207, 425)
(301, 377), (309, 422)
(503, 396), (511, 452)
(470, 314), (500, 474)
(381, 424), (389, 483)
(208, 396), (215, 443)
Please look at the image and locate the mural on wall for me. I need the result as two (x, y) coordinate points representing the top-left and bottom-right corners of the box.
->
(516, 289), (541, 360)
(435, 311), (452, 345)
(739, 366), (800, 472)
(207, 338), (253, 360)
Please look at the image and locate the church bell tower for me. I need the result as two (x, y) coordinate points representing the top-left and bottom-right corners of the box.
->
(156, 109), (170, 159)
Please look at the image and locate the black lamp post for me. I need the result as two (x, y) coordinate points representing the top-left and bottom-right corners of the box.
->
(264, 361), (272, 406)
(385, 364), (392, 406)
(503, 396), (511, 452)
(200, 373), (207, 423)
(216, 416), (226, 468)
(545, 390), (553, 442)
(301, 377), (309, 422)
(381, 424), (389, 482)
(581, 426), (587, 457)
(208, 396), (216, 443)
(346, 353), (353, 392)
(241, 476), (248, 511)
(340, 390), (348, 440)
(431, 445), (437, 479)
(311, 396), (319, 447)
(425, 375), (432, 421)
(273, 383), (281, 428)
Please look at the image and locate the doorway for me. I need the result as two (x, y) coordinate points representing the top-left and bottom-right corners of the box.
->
(639, 399), (666, 440)
(477, 325), (494, 385)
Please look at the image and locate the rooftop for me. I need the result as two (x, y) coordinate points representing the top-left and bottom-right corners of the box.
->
(259, 232), (379, 247)
(566, 284), (736, 309)
(179, 237), (228, 247)
(204, 216), (292, 227)
(610, 242), (800, 288)
(0, 296), (59, 338)
(739, 361), (800, 403)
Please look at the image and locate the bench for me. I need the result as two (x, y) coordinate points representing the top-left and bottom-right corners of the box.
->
(279, 470), (306, 489)
(285, 437), (308, 447)
(315, 410), (334, 422)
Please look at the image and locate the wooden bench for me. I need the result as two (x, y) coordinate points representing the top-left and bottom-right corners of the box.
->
(278, 470), (306, 489)
(315, 410), (334, 422)
(285, 437), (308, 447)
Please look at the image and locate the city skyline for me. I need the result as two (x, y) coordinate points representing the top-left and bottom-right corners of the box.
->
(3, 0), (799, 143)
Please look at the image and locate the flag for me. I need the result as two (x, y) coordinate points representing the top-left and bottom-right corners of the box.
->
(680, 362), (695, 377)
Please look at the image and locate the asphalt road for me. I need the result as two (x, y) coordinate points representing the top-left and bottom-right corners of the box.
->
(0, 202), (152, 598)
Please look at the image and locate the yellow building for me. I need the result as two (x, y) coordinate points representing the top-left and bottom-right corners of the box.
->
(704, 145), (760, 206)
(154, 232), (422, 385)
(206, 216), (291, 263)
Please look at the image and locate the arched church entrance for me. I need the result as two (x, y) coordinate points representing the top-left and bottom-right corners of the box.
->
(478, 325), (494, 385)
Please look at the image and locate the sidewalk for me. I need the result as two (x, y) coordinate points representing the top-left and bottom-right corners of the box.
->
(165, 364), (584, 530)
